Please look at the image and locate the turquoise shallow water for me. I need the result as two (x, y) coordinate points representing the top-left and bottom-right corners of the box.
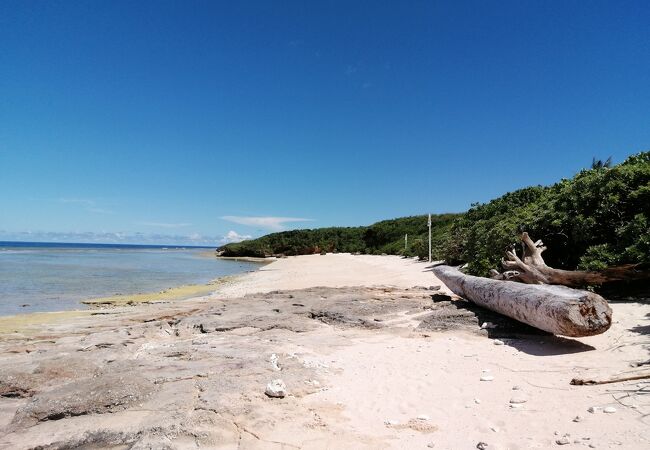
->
(0, 242), (261, 315)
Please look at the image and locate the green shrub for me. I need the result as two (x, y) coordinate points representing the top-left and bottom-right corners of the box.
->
(442, 151), (650, 275)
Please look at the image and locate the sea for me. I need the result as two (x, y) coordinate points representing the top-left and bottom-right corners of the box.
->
(0, 241), (262, 316)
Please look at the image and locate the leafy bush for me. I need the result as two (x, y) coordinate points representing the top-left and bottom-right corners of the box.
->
(443, 151), (650, 275)
(219, 215), (460, 258)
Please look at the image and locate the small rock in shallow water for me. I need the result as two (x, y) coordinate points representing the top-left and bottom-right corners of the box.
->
(480, 375), (494, 381)
(512, 385), (521, 390)
(509, 397), (527, 404)
(573, 415), (582, 422)
(556, 436), (570, 445)
(603, 406), (616, 414)
(476, 442), (488, 450)
(493, 339), (504, 346)
(265, 379), (287, 398)
(588, 406), (600, 413)
(474, 398), (481, 404)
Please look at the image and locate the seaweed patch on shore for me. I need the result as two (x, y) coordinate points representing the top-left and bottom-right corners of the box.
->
(82, 275), (243, 307)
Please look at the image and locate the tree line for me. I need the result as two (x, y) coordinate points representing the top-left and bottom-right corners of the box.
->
(219, 151), (649, 277)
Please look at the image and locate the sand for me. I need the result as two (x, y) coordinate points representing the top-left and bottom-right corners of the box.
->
(0, 253), (648, 449)
(213, 254), (454, 298)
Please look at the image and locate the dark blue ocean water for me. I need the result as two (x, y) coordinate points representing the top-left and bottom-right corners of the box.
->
(0, 241), (261, 315)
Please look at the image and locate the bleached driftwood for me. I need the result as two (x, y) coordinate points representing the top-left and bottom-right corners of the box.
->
(490, 232), (649, 287)
(570, 372), (650, 386)
(433, 265), (612, 337)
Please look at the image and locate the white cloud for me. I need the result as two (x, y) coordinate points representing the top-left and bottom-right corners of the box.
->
(220, 230), (252, 244)
(0, 230), (234, 247)
(58, 198), (114, 215)
(221, 216), (314, 231)
(87, 207), (115, 215)
(58, 198), (95, 207)
(136, 221), (192, 228)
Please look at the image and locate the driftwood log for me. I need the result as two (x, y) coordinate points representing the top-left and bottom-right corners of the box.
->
(433, 265), (612, 337)
(489, 232), (649, 287)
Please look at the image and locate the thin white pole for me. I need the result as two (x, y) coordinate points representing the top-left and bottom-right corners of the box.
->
(405, 234), (408, 251)
(428, 213), (432, 263)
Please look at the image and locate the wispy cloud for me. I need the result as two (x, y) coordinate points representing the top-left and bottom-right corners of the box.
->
(221, 216), (314, 231)
(136, 221), (192, 228)
(58, 198), (95, 207)
(345, 64), (359, 75)
(58, 198), (114, 215)
(0, 230), (244, 247)
(87, 207), (115, 215)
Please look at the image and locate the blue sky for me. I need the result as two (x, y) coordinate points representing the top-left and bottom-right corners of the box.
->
(1, 1), (649, 245)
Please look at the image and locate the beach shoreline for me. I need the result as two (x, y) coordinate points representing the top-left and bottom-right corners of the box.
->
(0, 244), (265, 317)
(0, 254), (648, 449)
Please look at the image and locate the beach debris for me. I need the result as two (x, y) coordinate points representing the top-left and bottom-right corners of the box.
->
(417, 414), (430, 421)
(491, 232), (650, 287)
(603, 406), (616, 414)
(476, 442), (488, 450)
(573, 415), (582, 422)
(493, 339), (504, 345)
(490, 426), (499, 433)
(509, 404), (522, 409)
(387, 418), (438, 433)
(270, 353), (281, 371)
(480, 375), (494, 381)
(481, 322), (496, 329)
(571, 372), (650, 385)
(265, 379), (287, 398)
(474, 398), (481, 404)
(433, 265), (612, 337)
(556, 436), (571, 445)
(427, 443), (435, 448)
(384, 419), (399, 426)
(512, 385), (521, 390)
(587, 406), (601, 413)
(509, 396), (527, 404)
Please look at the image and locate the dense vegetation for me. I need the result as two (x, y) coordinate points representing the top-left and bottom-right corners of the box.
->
(220, 151), (649, 279)
(218, 214), (460, 258)
(445, 151), (650, 276)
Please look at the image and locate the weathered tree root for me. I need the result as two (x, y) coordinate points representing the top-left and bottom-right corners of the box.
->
(490, 233), (649, 287)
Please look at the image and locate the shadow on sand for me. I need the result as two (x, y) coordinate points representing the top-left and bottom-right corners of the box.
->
(451, 298), (596, 356)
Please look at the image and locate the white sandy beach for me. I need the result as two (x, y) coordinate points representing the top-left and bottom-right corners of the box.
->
(0, 254), (648, 449)
(214, 254), (454, 297)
